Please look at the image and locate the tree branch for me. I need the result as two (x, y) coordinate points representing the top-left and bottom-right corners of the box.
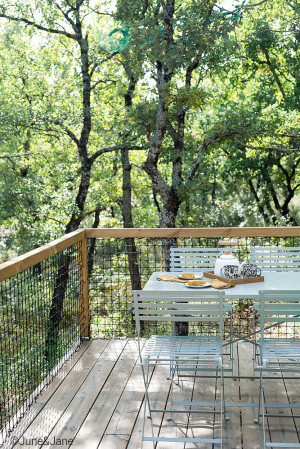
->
(91, 78), (118, 90)
(185, 55), (200, 87)
(185, 135), (219, 184)
(90, 52), (119, 79)
(81, 206), (106, 219)
(0, 13), (77, 39)
(87, 6), (114, 17)
(243, 0), (271, 9)
(232, 137), (300, 153)
(89, 144), (146, 165)
(248, 179), (272, 225)
(141, 0), (149, 18)
(166, 119), (178, 141)
(263, 48), (287, 102)
(54, 1), (76, 29)
(53, 121), (79, 145)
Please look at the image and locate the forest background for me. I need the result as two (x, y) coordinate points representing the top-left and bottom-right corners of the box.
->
(0, 0), (299, 263)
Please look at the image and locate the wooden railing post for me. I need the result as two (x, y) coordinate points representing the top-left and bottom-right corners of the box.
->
(78, 232), (90, 339)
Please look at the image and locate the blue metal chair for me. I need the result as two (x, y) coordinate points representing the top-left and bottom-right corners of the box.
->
(170, 247), (220, 272)
(250, 247), (300, 272)
(255, 290), (300, 448)
(250, 246), (300, 367)
(170, 246), (234, 366)
(170, 243), (239, 273)
(132, 289), (228, 448)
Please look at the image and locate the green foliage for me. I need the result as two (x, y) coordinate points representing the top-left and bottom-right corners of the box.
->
(0, 0), (299, 260)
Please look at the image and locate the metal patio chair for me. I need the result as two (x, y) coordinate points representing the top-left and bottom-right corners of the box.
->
(255, 290), (300, 448)
(170, 246), (220, 272)
(251, 246), (300, 364)
(170, 242), (240, 273)
(170, 246), (234, 365)
(250, 246), (300, 272)
(132, 289), (228, 448)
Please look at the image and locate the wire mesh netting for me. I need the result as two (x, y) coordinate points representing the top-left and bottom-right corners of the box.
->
(0, 243), (81, 441)
(88, 236), (300, 340)
(1, 233), (299, 442)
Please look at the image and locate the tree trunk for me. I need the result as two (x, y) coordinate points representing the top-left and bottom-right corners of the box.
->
(45, 252), (71, 367)
(158, 189), (180, 269)
(158, 191), (187, 335)
(121, 149), (142, 291)
(248, 179), (272, 225)
(45, 31), (93, 363)
(87, 208), (101, 278)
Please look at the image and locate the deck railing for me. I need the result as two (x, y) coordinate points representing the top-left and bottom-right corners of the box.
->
(1, 226), (300, 443)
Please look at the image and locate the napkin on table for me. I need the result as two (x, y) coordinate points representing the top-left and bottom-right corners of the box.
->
(210, 279), (235, 289)
(156, 275), (186, 283)
(156, 275), (234, 289)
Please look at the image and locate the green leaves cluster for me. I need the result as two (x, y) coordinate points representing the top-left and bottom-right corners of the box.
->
(0, 0), (299, 261)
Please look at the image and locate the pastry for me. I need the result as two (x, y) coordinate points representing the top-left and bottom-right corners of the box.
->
(180, 273), (195, 279)
(187, 280), (207, 286)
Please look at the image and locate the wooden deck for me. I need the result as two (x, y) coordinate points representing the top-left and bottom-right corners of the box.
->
(3, 339), (300, 449)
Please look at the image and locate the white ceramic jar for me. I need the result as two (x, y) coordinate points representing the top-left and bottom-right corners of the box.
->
(214, 250), (240, 275)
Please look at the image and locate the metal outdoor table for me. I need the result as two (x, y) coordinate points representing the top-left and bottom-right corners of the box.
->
(143, 271), (300, 381)
(143, 271), (300, 298)
(141, 270), (300, 422)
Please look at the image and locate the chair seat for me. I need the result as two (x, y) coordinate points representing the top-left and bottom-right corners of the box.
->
(261, 338), (300, 362)
(142, 335), (222, 365)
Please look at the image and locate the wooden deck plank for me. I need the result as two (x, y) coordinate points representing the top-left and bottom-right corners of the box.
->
(37, 339), (128, 448)
(5, 339), (117, 449)
(2, 339), (97, 449)
(185, 366), (216, 448)
(264, 371), (300, 447)
(72, 340), (142, 449)
(126, 363), (171, 449)
(4, 339), (300, 449)
(239, 342), (265, 449)
(156, 369), (194, 449)
(100, 344), (149, 438)
(222, 347), (242, 449)
(283, 374), (300, 440)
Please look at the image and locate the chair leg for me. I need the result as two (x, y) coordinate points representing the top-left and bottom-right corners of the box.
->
(261, 384), (267, 449)
(141, 363), (152, 419)
(167, 363), (175, 422)
(219, 364), (227, 448)
(167, 358), (172, 380)
(254, 368), (263, 424)
(230, 300), (233, 364)
(175, 358), (179, 385)
(140, 363), (152, 449)
(252, 307), (256, 362)
(221, 365), (229, 421)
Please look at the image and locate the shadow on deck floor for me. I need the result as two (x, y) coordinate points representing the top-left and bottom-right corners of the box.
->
(3, 339), (300, 449)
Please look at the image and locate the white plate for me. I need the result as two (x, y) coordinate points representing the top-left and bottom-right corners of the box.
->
(178, 273), (203, 280)
(184, 282), (211, 288)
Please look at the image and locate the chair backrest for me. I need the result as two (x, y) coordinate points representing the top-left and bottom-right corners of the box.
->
(250, 246), (300, 272)
(132, 290), (224, 336)
(170, 247), (219, 272)
(259, 290), (300, 338)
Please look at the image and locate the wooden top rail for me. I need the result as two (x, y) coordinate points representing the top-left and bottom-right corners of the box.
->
(0, 229), (85, 283)
(1, 227), (300, 282)
(86, 227), (300, 238)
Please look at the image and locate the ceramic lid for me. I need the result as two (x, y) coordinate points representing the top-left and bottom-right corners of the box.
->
(219, 252), (235, 259)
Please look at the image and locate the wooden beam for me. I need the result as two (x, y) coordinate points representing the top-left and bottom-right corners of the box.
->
(85, 227), (300, 239)
(0, 229), (85, 282)
(78, 236), (90, 339)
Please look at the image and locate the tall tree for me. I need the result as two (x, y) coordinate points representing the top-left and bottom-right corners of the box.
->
(0, 0), (141, 363)
(205, 0), (300, 225)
